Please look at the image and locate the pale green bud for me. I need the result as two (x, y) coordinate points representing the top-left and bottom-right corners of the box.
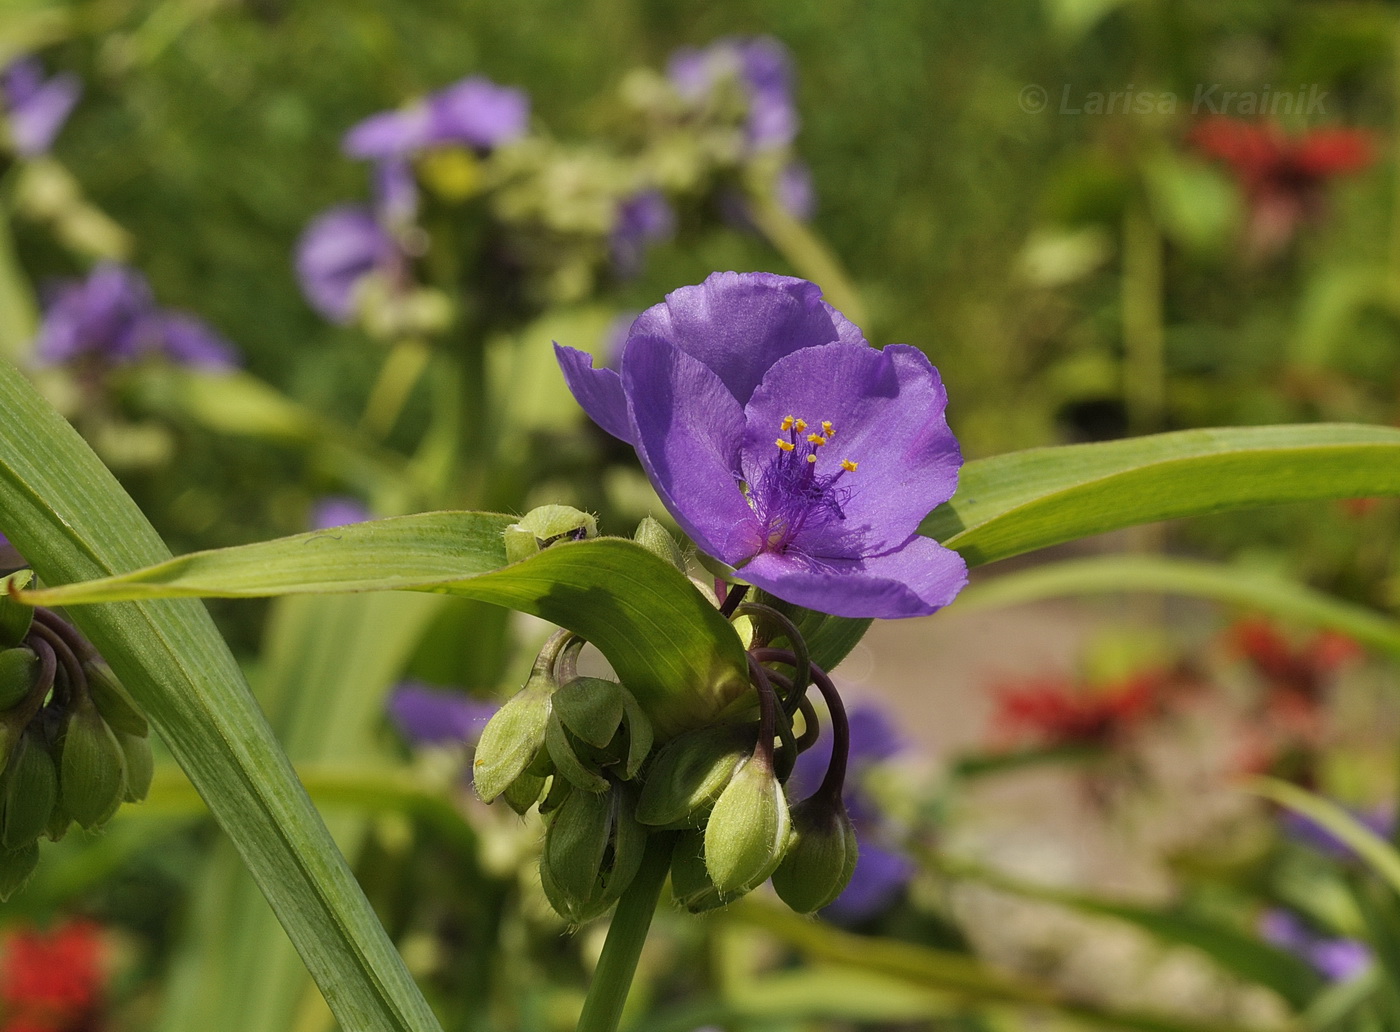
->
(551, 677), (653, 781)
(473, 674), (553, 803)
(633, 517), (685, 570)
(636, 725), (750, 828)
(544, 709), (609, 793)
(1, 733), (56, 848)
(770, 796), (859, 914)
(501, 770), (547, 815)
(703, 755), (791, 895)
(84, 661), (148, 737)
(59, 698), (128, 829)
(540, 784), (644, 922)
(0, 572), (33, 648)
(118, 731), (154, 803)
(503, 505), (598, 563)
(669, 830), (727, 913)
(0, 647), (37, 711)
(0, 840), (38, 901)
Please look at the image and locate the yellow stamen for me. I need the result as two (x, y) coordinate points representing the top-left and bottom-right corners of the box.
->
(822, 421), (835, 436)
(806, 434), (827, 446)
(780, 415), (795, 431)
(840, 459), (858, 472)
(793, 419), (808, 432)
(775, 439), (795, 452)
(806, 454), (817, 464)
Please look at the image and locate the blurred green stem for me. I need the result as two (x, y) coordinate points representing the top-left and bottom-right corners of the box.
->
(576, 832), (675, 1032)
(361, 337), (431, 440)
(1121, 199), (1164, 435)
(748, 196), (868, 327)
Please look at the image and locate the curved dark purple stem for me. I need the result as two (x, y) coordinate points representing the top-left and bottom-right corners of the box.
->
(719, 583), (750, 618)
(747, 652), (794, 780)
(735, 602), (809, 703)
(27, 618), (87, 706)
(19, 634), (57, 725)
(807, 661), (849, 802)
(32, 606), (97, 661)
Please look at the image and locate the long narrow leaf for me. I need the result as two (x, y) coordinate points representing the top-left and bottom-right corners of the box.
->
(923, 424), (1400, 566)
(0, 360), (441, 1032)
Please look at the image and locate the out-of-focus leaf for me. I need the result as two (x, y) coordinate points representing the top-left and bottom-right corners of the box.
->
(1249, 779), (1400, 896)
(955, 555), (1400, 658)
(922, 425), (1400, 567)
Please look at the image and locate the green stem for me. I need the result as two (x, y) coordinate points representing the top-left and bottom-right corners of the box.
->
(1121, 199), (1164, 436)
(747, 196), (868, 328)
(360, 337), (431, 440)
(576, 832), (675, 1032)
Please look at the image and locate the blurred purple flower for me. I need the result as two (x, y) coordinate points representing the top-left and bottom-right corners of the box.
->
(668, 37), (798, 152)
(1260, 909), (1371, 982)
(788, 700), (915, 923)
(609, 190), (676, 279)
(555, 271), (966, 619)
(1, 56), (80, 156)
(310, 497), (371, 530)
(388, 681), (498, 746)
(343, 75), (529, 161)
(34, 263), (236, 369)
(1282, 804), (1394, 861)
(777, 161), (815, 220)
(294, 205), (402, 323)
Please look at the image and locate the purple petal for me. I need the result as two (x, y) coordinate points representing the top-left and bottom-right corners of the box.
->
(374, 156), (419, 225)
(620, 337), (760, 563)
(343, 105), (434, 160)
(609, 190), (676, 279)
(388, 682), (498, 746)
(740, 343), (961, 555)
(1309, 939), (1372, 983)
(3, 66), (80, 156)
(734, 38), (798, 150)
(1283, 805), (1394, 860)
(310, 497), (372, 530)
(788, 701), (905, 801)
(738, 535), (967, 619)
(554, 344), (635, 445)
(33, 263), (154, 365)
(625, 271), (866, 408)
(294, 205), (397, 323)
(156, 312), (239, 370)
(823, 838), (914, 923)
(777, 161), (815, 220)
(426, 76), (529, 150)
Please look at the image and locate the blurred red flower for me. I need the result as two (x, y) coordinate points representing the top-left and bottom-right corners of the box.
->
(1230, 618), (1360, 702)
(1190, 117), (1375, 257)
(0, 921), (105, 1032)
(990, 670), (1164, 748)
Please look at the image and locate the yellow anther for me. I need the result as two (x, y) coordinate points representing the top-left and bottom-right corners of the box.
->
(775, 438), (795, 452)
(840, 459), (859, 472)
(822, 421), (835, 436)
(806, 454), (817, 464)
(793, 419), (808, 432)
(806, 434), (827, 446)
(780, 415), (795, 431)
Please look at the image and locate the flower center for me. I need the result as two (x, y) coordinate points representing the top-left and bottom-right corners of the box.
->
(749, 414), (858, 553)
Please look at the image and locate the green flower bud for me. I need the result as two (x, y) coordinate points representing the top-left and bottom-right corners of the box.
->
(669, 830), (727, 913)
(118, 731), (154, 803)
(501, 770), (546, 815)
(59, 698), (128, 830)
(636, 725), (751, 828)
(0, 647), (37, 712)
(84, 661), (148, 737)
(540, 784), (644, 923)
(503, 505), (598, 563)
(1, 733), (56, 848)
(552, 677), (654, 780)
(703, 755), (791, 895)
(770, 796), (859, 914)
(544, 709), (609, 793)
(0, 572), (33, 648)
(473, 674), (553, 803)
(0, 840), (38, 902)
(633, 517), (685, 570)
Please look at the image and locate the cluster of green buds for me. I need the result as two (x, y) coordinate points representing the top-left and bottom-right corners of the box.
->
(0, 572), (153, 900)
(478, 508), (860, 922)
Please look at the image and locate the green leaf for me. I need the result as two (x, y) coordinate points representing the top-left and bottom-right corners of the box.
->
(20, 521), (749, 738)
(922, 424), (1400, 567)
(954, 555), (1400, 658)
(0, 359), (441, 1032)
(1248, 778), (1400, 896)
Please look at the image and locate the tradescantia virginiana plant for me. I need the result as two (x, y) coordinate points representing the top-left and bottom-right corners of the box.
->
(5, 272), (1400, 1032)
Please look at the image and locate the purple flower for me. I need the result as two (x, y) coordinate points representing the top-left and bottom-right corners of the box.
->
(555, 272), (967, 619)
(294, 205), (402, 323)
(668, 37), (798, 152)
(1, 56), (80, 156)
(388, 681), (498, 746)
(1282, 805), (1394, 860)
(609, 190), (676, 279)
(33, 263), (237, 369)
(310, 497), (371, 531)
(777, 161), (815, 220)
(343, 75), (529, 160)
(1260, 909), (1371, 982)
